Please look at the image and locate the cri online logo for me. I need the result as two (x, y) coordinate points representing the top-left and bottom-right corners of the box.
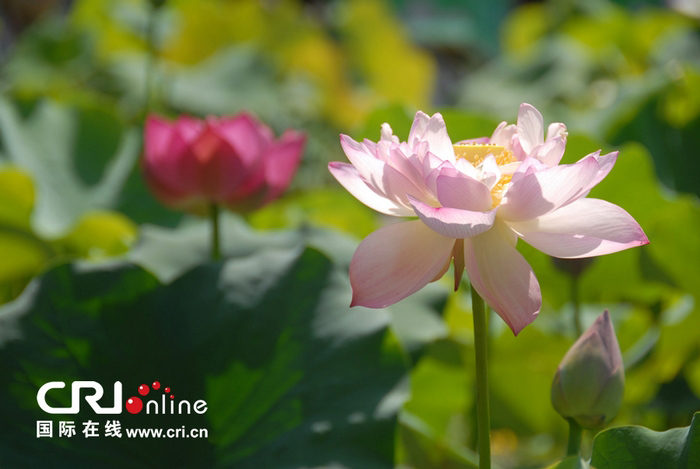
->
(37, 381), (207, 415)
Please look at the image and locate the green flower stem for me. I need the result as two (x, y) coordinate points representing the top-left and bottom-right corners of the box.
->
(567, 418), (583, 456)
(210, 203), (221, 261)
(471, 284), (491, 469)
(571, 275), (582, 337)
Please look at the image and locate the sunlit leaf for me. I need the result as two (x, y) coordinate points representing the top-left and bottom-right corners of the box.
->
(0, 231), (50, 285)
(0, 167), (34, 228)
(59, 211), (137, 258)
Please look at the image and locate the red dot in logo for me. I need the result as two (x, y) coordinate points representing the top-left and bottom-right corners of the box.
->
(152, 381), (161, 390)
(126, 397), (143, 414)
(138, 384), (150, 396)
(170, 395), (174, 400)
(164, 387), (170, 393)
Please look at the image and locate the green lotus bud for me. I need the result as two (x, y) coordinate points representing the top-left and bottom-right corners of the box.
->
(551, 310), (624, 430)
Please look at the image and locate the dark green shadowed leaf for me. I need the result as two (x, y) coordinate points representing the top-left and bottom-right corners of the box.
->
(0, 246), (407, 468)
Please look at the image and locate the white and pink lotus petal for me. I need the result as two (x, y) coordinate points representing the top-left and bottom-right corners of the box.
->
(408, 111), (456, 162)
(491, 122), (517, 148)
(349, 220), (456, 308)
(532, 136), (566, 167)
(546, 122), (567, 142)
(498, 156), (599, 222)
(463, 221), (541, 335)
(516, 103), (545, 155)
(328, 162), (413, 216)
(435, 168), (493, 211)
(410, 196), (498, 239)
(509, 198), (649, 258)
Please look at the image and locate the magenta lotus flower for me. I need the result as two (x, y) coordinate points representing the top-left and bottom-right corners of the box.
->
(144, 113), (305, 213)
(329, 104), (649, 335)
(551, 310), (624, 429)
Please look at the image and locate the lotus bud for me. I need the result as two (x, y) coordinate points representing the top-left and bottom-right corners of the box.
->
(551, 310), (624, 429)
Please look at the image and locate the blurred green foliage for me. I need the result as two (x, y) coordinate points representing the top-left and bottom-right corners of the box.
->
(0, 0), (699, 468)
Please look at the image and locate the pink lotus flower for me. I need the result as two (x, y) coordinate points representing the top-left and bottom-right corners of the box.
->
(329, 104), (648, 335)
(143, 113), (305, 213)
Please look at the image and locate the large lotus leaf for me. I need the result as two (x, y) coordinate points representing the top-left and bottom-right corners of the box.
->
(590, 412), (700, 469)
(0, 245), (409, 468)
(129, 214), (449, 357)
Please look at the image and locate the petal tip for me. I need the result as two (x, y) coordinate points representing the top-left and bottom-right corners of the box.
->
(509, 308), (540, 336)
(350, 293), (384, 309)
(633, 225), (650, 247)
